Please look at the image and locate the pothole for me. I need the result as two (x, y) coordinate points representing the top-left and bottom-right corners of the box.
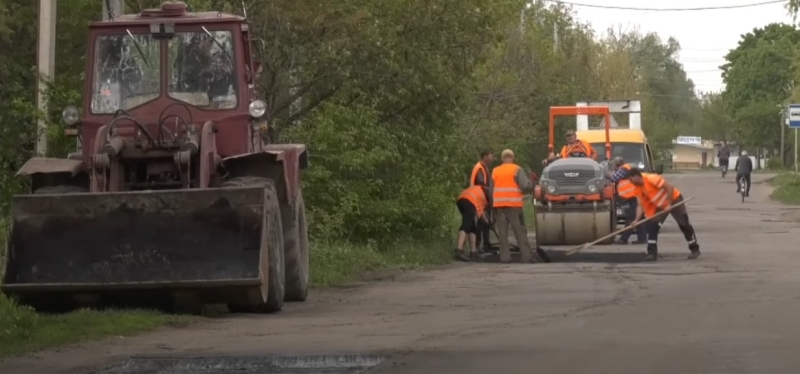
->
(96, 354), (388, 374)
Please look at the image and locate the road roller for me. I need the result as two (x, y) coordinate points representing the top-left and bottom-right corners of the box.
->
(533, 106), (617, 246)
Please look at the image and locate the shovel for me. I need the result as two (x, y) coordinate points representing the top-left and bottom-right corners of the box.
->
(564, 196), (696, 256)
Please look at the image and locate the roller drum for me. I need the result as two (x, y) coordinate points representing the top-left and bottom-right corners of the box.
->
(535, 204), (614, 246)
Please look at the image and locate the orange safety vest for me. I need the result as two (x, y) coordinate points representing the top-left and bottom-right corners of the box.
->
(470, 162), (489, 187)
(458, 186), (487, 217)
(616, 164), (636, 199)
(492, 163), (524, 208)
(560, 139), (595, 159)
(634, 173), (681, 217)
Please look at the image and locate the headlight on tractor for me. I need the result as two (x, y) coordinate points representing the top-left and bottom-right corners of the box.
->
(62, 106), (80, 126)
(588, 184), (597, 193)
(546, 185), (556, 193)
(248, 99), (267, 118)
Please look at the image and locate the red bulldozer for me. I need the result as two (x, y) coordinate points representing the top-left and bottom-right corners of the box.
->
(1, 2), (309, 314)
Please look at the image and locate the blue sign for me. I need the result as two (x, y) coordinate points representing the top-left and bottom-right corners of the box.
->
(789, 104), (800, 128)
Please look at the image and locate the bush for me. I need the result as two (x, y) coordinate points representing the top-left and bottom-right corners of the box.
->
(770, 173), (800, 204)
(766, 157), (785, 171)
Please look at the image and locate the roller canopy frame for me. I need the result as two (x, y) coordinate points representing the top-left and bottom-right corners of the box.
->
(549, 106), (612, 160)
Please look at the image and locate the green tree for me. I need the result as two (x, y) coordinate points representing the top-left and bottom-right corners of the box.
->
(721, 23), (799, 156)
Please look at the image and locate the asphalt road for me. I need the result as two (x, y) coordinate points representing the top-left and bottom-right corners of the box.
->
(4, 172), (800, 374)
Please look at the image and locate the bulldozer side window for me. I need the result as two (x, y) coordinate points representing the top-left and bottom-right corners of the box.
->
(590, 142), (651, 171)
(91, 33), (161, 114)
(168, 30), (237, 110)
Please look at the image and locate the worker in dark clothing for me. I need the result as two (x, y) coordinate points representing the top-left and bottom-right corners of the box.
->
(735, 150), (753, 197)
(470, 150), (494, 252)
(718, 144), (731, 172)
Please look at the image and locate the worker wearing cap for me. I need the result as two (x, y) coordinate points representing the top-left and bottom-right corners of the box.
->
(609, 157), (646, 244)
(491, 149), (536, 263)
(627, 168), (700, 261)
(542, 129), (597, 166)
(469, 150), (494, 252)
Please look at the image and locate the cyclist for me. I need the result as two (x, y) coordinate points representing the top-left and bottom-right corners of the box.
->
(718, 144), (730, 175)
(735, 150), (753, 197)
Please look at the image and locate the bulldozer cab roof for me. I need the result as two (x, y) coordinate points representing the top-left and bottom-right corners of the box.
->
(577, 129), (647, 144)
(89, 3), (245, 29)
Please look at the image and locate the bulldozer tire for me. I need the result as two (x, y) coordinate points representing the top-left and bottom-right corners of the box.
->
(33, 185), (88, 195)
(282, 189), (309, 302)
(222, 176), (285, 313)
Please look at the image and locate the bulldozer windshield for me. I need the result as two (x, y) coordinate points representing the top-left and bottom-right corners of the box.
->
(89, 28), (237, 114)
(168, 30), (237, 109)
(91, 32), (161, 114)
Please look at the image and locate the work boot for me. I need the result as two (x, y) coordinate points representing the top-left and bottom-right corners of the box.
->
(644, 246), (658, 262)
(454, 249), (470, 262)
(688, 244), (701, 260)
(469, 252), (482, 262)
(614, 238), (628, 245)
(631, 240), (646, 245)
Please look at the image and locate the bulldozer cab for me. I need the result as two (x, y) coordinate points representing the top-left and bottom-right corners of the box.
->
(74, 1), (266, 169)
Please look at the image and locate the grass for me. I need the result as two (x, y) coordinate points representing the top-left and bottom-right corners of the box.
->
(310, 237), (454, 287)
(0, 298), (192, 358)
(770, 172), (800, 205)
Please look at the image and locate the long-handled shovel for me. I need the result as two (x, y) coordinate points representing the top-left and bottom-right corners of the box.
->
(564, 196), (696, 256)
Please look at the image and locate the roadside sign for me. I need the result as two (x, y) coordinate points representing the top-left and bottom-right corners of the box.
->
(676, 136), (701, 145)
(788, 104), (800, 128)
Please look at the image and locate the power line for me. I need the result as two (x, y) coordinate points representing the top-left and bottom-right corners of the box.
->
(546, 0), (787, 11)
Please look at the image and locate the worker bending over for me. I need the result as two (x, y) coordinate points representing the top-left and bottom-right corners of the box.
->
(627, 168), (700, 261)
(492, 149), (536, 263)
(470, 150), (494, 252)
(608, 157), (646, 244)
(454, 185), (490, 262)
(542, 129), (597, 165)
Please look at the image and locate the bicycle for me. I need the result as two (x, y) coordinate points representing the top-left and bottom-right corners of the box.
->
(721, 164), (727, 178)
(738, 175), (747, 203)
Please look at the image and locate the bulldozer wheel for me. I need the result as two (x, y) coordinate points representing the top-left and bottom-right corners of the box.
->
(283, 189), (309, 302)
(222, 176), (285, 313)
(33, 185), (87, 195)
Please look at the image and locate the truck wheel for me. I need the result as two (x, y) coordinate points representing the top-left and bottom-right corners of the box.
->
(33, 185), (88, 195)
(283, 189), (309, 302)
(222, 176), (285, 313)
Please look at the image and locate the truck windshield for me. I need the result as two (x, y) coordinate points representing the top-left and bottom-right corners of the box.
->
(590, 142), (651, 171)
(168, 30), (236, 109)
(91, 32), (160, 114)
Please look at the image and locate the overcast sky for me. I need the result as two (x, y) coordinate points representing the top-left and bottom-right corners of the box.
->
(564, 0), (795, 94)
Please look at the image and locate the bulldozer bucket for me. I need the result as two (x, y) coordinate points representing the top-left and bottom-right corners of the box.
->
(1, 187), (270, 312)
(535, 204), (615, 246)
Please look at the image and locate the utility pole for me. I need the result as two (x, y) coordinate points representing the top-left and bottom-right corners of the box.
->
(781, 109), (786, 165)
(35, 0), (57, 157)
(102, 0), (125, 20)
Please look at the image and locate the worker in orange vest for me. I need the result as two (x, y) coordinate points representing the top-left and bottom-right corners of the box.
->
(469, 150), (494, 252)
(627, 168), (700, 261)
(492, 149), (536, 263)
(455, 185), (490, 262)
(542, 129), (597, 166)
(609, 157), (646, 244)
